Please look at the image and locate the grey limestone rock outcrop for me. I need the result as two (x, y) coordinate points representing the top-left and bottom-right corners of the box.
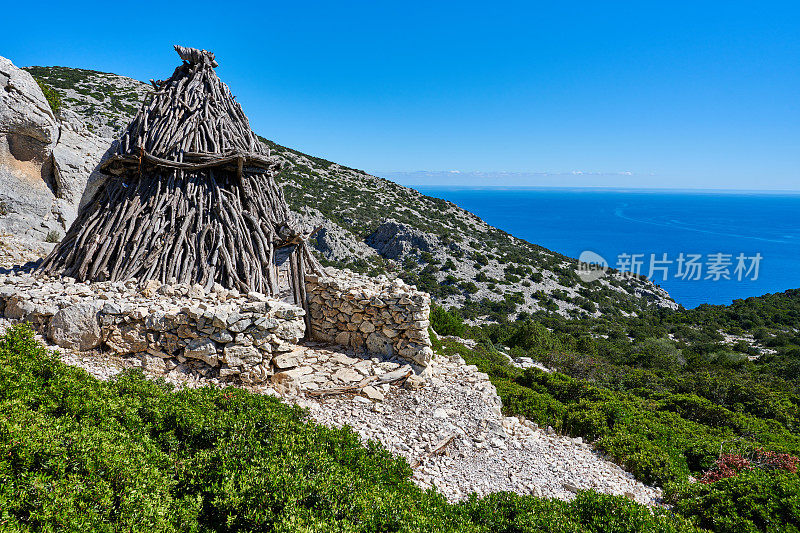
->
(51, 109), (114, 211)
(365, 219), (437, 261)
(0, 56), (112, 241)
(0, 56), (60, 238)
(299, 207), (380, 263)
(0, 57), (58, 149)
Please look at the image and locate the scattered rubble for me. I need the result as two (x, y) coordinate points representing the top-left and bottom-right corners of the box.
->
(305, 351), (662, 505)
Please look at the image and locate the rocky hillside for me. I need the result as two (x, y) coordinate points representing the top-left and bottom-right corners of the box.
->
(24, 66), (149, 139)
(267, 140), (676, 320)
(20, 65), (677, 321)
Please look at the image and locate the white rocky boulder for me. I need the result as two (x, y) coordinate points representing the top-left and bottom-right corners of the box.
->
(0, 57), (58, 146)
(48, 301), (103, 350)
(0, 55), (113, 242)
(0, 56), (60, 239)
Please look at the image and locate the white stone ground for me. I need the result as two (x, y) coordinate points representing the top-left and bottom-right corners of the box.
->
(1, 313), (662, 506)
(302, 350), (661, 505)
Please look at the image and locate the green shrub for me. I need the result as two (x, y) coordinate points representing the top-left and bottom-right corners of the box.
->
(494, 379), (566, 431)
(629, 337), (685, 370)
(0, 324), (704, 532)
(431, 304), (466, 337)
(462, 490), (703, 532)
(33, 77), (62, 114)
(419, 251), (438, 264)
(459, 281), (479, 294)
(503, 320), (561, 354)
(669, 470), (800, 533)
(473, 252), (489, 266)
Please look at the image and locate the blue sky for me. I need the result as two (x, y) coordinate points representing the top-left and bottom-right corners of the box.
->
(2, 1), (798, 189)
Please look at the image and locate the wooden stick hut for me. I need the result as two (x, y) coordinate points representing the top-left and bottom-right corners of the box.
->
(39, 45), (320, 306)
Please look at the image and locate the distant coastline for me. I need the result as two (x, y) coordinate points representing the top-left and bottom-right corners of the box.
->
(414, 186), (800, 309)
(408, 185), (800, 195)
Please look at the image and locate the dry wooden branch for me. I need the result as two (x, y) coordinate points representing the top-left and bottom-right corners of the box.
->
(306, 367), (414, 398)
(375, 367), (413, 385)
(306, 376), (378, 398)
(410, 433), (457, 468)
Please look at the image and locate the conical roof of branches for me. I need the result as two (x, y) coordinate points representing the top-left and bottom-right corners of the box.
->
(39, 45), (320, 295)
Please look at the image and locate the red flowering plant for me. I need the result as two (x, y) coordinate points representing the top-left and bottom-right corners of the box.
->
(699, 453), (752, 484)
(699, 442), (798, 484)
(751, 448), (799, 473)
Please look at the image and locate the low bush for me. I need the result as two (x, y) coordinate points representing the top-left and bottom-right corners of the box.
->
(431, 304), (466, 337)
(0, 324), (703, 531)
(32, 77), (62, 114)
(669, 470), (800, 533)
(462, 491), (702, 533)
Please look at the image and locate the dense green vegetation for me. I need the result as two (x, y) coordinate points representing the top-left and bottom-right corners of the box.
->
(431, 289), (800, 531)
(31, 77), (62, 114)
(1, 324), (703, 532)
(669, 470), (800, 532)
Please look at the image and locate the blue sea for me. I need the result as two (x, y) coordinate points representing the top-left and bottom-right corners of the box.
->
(415, 187), (800, 309)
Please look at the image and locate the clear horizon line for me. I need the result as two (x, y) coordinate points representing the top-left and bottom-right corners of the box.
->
(383, 183), (800, 194)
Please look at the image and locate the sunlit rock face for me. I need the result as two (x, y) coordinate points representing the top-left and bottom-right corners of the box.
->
(0, 55), (112, 241)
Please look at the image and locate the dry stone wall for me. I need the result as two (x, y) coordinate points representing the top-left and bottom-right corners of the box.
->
(0, 267), (434, 375)
(305, 270), (433, 367)
(0, 273), (305, 383)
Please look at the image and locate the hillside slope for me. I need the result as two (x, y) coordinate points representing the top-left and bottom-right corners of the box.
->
(24, 65), (677, 321)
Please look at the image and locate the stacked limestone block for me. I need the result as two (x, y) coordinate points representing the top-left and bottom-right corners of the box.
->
(305, 270), (433, 367)
(0, 274), (305, 383)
